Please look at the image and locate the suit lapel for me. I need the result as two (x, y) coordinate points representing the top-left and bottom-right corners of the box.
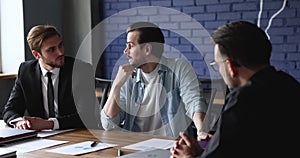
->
(57, 62), (70, 111)
(34, 63), (46, 118)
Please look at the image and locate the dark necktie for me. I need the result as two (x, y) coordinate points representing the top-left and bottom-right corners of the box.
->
(46, 72), (55, 117)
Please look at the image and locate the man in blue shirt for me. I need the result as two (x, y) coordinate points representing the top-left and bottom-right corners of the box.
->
(101, 22), (207, 138)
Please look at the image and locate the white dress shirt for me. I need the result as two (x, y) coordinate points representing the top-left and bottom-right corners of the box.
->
(40, 63), (60, 130)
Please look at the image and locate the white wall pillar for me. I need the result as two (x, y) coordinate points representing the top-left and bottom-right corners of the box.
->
(0, 0), (25, 74)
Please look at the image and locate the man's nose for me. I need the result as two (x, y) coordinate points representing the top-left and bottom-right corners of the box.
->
(123, 47), (129, 54)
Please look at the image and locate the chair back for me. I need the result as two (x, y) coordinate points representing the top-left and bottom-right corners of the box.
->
(199, 78), (227, 133)
(95, 77), (113, 128)
(0, 76), (16, 119)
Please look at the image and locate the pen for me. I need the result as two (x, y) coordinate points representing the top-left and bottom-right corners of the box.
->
(90, 141), (98, 147)
(118, 149), (123, 156)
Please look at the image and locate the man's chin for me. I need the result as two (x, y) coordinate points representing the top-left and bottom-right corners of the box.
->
(57, 63), (64, 68)
(54, 61), (64, 68)
(129, 61), (135, 66)
(129, 61), (143, 68)
(130, 63), (140, 68)
(56, 57), (65, 66)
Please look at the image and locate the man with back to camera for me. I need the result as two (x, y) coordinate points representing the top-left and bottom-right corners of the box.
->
(170, 21), (300, 158)
(2, 25), (97, 130)
(101, 21), (208, 138)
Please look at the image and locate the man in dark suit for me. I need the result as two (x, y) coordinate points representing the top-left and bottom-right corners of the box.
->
(170, 21), (300, 157)
(2, 25), (97, 130)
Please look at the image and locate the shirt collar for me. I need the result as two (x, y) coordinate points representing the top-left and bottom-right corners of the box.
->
(134, 56), (168, 83)
(157, 56), (168, 73)
(39, 60), (60, 77)
(135, 68), (142, 83)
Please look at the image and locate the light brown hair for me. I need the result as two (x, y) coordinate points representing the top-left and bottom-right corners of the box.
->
(27, 25), (61, 52)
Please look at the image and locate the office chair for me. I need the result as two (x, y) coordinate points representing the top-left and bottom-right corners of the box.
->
(200, 78), (228, 134)
(95, 77), (113, 109)
(0, 76), (16, 119)
(95, 77), (113, 128)
(201, 87), (217, 132)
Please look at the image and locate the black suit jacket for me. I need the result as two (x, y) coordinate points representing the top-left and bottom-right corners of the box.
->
(201, 66), (300, 158)
(2, 56), (97, 129)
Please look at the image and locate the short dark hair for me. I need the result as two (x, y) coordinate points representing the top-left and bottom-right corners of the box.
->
(127, 22), (165, 58)
(211, 21), (272, 69)
(27, 25), (61, 52)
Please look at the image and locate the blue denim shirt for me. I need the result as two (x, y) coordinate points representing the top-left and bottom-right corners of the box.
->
(101, 56), (207, 137)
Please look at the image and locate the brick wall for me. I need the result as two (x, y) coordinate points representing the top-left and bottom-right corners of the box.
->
(98, 0), (300, 81)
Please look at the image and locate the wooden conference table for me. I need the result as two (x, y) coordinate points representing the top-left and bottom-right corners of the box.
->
(15, 128), (176, 158)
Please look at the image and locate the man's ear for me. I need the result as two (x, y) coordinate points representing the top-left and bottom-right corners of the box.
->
(227, 60), (238, 77)
(143, 43), (152, 56)
(32, 50), (40, 59)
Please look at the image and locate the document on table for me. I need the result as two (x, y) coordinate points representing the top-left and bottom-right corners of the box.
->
(0, 148), (16, 158)
(122, 138), (176, 151)
(1, 138), (68, 153)
(37, 129), (75, 138)
(46, 141), (118, 155)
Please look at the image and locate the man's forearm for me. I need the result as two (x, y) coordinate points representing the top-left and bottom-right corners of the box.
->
(193, 112), (206, 133)
(103, 85), (121, 117)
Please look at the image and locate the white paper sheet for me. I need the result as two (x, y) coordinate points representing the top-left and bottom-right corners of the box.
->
(122, 138), (176, 151)
(37, 129), (75, 138)
(46, 141), (118, 155)
(0, 120), (7, 129)
(0, 148), (16, 157)
(2, 139), (68, 153)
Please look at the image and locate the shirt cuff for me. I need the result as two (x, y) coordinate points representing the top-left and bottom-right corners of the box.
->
(101, 109), (110, 119)
(9, 117), (23, 127)
(100, 109), (120, 130)
(48, 118), (59, 130)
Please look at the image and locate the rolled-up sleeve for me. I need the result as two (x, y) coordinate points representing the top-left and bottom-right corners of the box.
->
(177, 59), (208, 119)
(100, 109), (121, 130)
(100, 81), (128, 131)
